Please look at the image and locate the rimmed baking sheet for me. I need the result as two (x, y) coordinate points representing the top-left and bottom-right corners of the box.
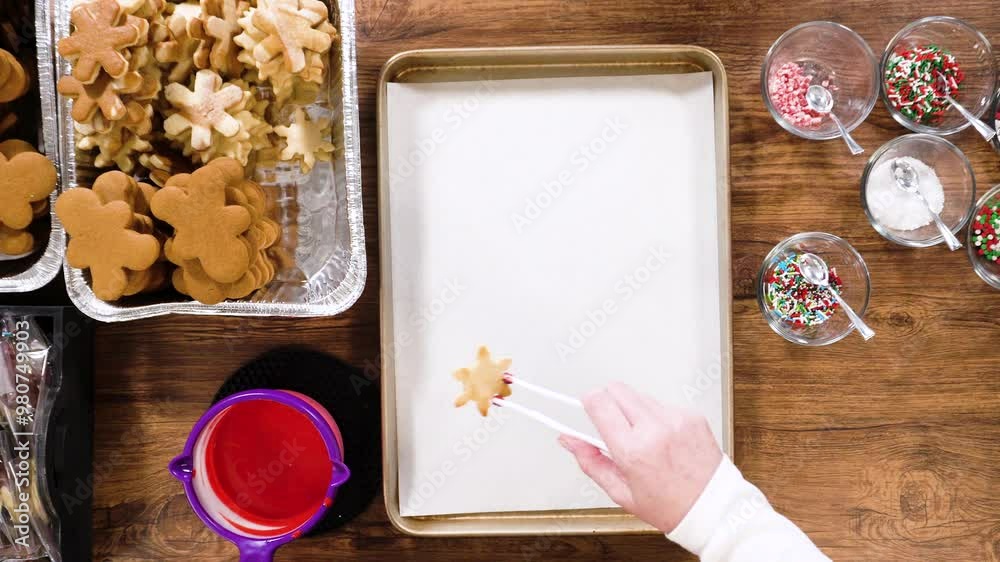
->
(379, 46), (732, 536)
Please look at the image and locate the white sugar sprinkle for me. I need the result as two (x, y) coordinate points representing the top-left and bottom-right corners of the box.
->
(866, 156), (946, 232)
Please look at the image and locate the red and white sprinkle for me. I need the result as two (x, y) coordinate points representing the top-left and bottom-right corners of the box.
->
(768, 62), (829, 129)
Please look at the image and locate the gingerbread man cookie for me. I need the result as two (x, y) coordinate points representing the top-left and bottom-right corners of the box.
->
(149, 164), (252, 283)
(55, 188), (161, 301)
(0, 140), (37, 159)
(0, 152), (58, 230)
(170, 250), (271, 305)
(0, 49), (29, 103)
(0, 225), (34, 257)
(454, 346), (513, 416)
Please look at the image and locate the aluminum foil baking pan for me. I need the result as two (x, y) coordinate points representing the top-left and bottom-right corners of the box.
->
(0, 0), (66, 293)
(53, 0), (366, 321)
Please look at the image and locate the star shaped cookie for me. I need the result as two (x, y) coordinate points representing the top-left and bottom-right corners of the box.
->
(454, 346), (512, 417)
(274, 107), (334, 172)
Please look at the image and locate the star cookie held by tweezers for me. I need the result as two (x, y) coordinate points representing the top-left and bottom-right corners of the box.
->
(454, 346), (512, 417)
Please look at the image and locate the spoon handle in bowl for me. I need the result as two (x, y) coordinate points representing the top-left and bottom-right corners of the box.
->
(829, 112), (864, 155)
(930, 210), (963, 251)
(947, 94), (997, 141)
(831, 290), (875, 341)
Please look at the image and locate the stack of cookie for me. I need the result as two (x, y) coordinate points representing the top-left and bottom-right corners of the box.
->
(55, 157), (277, 304)
(150, 157), (279, 305)
(0, 48), (31, 135)
(0, 141), (57, 257)
(52, 0), (345, 304)
(162, 69), (272, 168)
(57, 0), (166, 173)
(54, 172), (163, 301)
(90, 171), (169, 297)
(233, 0), (338, 106)
(154, 2), (200, 85)
(58, 0), (341, 178)
(185, 78), (273, 167)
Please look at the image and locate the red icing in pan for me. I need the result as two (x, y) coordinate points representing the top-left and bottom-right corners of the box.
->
(204, 399), (334, 533)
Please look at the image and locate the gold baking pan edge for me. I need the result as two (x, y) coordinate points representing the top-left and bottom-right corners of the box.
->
(378, 45), (732, 537)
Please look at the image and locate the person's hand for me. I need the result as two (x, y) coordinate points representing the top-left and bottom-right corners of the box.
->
(559, 382), (723, 534)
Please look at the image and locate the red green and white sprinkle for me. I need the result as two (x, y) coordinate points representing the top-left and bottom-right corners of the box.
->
(765, 253), (843, 327)
(971, 199), (1000, 262)
(884, 45), (965, 125)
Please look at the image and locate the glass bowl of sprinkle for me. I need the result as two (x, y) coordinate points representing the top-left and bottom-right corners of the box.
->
(882, 16), (996, 135)
(757, 232), (871, 346)
(861, 134), (976, 247)
(968, 183), (1000, 289)
(762, 21), (879, 140)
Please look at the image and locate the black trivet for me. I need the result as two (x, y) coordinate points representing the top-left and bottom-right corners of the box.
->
(212, 346), (380, 535)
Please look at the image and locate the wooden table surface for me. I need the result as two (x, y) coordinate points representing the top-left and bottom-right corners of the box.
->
(89, 1), (1000, 560)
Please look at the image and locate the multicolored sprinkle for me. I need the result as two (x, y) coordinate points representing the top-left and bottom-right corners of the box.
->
(884, 45), (964, 124)
(765, 253), (843, 327)
(971, 199), (1000, 262)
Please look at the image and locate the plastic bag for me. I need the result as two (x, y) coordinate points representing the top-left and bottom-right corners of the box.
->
(0, 313), (62, 562)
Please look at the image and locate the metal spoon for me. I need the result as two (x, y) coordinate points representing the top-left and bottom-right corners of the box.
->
(805, 85), (864, 155)
(890, 159), (962, 251)
(797, 253), (875, 341)
(935, 73), (996, 141)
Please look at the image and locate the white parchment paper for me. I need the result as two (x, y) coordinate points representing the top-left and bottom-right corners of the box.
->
(386, 72), (723, 516)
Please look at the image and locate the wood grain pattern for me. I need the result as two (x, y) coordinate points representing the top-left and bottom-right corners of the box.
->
(91, 1), (1000, 560)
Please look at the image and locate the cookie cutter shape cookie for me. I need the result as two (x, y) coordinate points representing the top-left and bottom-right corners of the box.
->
(251, 0), (336, 74)
(149, 164), (252, 283)
(0, 49), (29, 103)
(58, 0), (142, 83)
(189, 0), (249, 78)
(58, 73), (131, 123)
(0, 226), (34, 256)
(0, 152), (58, 230)
(454, 346), (513, 416)
(164, 69), (245, 151)
(155, 12), (200, 83)
(55, 188), (161, 301)
(274, 107), (333, 173)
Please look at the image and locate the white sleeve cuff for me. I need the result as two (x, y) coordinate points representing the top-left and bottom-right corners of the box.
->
(665, 455), (830, 562)
(666, 455), (745, 553)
